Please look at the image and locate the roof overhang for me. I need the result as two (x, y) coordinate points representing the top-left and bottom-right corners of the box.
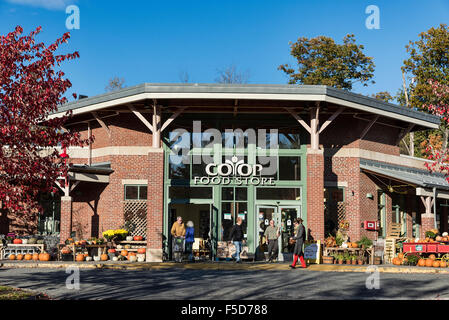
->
(48, 83), (440, 129)
(68, 164), (113, 184)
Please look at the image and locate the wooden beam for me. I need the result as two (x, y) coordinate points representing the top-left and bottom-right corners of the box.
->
(396, 123), (415, 146)
(92, 112), (111, 138)
(161, 107), (187, 133)
(128, 105), (154, 133)
(310, 104), (320, 150)
(233, 99), (238, 117)
(318, 107), (345, 134)
(285, 108), (311, 133)
(360, 115), (379, 140)
(152, 104), (161, 148)
(70, 181), (80, 193)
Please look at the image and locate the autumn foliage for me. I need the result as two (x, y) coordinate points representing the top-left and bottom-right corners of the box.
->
(0, 26), (88, 216)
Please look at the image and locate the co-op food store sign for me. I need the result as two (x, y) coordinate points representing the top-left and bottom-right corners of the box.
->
(193, 156), (275, 186)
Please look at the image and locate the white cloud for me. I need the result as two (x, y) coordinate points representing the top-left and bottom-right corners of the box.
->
(6, 0), (76, 10)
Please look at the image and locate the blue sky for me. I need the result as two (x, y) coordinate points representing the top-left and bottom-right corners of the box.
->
(1, 0), (449, 102)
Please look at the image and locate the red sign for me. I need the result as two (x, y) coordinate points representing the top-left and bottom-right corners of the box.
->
(363, 220), (378, 231)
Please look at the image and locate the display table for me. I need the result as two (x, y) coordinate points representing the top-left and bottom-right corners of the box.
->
(0, 244), (45, 260)
(323, 247), (374, 265)
(114, 240), (147, 252)
(58, 243), (109, 261)
(216, 241), (251, 260)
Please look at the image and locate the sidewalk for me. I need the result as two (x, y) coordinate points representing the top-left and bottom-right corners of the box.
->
(2, 260), (449, 274)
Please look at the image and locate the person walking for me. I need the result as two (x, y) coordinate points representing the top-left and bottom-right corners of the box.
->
(185, 221), (195, 262)
(229, 217), (244, 263)
(264, 219), (280, 262)
(289, 218), (307, 269)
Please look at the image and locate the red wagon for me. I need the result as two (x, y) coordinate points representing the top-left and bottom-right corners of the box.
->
(402, 242), (449, 262)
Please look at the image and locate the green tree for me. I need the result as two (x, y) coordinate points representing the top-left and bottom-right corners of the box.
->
(402, 24), (449, 158)
(278, 34), (375, 90)
(371, 91), (393, 103)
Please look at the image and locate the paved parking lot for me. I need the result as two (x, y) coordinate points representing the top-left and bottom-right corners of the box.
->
(1, 267), (449, 300)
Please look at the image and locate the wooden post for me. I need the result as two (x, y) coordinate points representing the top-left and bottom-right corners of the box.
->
(152, 104), (161, 148)
(310, 104), (320, 150)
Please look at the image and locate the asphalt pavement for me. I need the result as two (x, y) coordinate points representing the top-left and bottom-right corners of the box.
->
(1, 267), (449, 300)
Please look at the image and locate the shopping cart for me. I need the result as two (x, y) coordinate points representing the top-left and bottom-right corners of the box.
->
(172, 236), (185, 262)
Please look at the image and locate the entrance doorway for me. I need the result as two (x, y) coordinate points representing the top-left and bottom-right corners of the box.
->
(256, 205), (301, 261)
(168, 203), (215, 260)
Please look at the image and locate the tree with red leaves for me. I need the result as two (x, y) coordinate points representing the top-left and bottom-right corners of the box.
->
(423, 79), (449, 181)
(0, 26), (88, 222)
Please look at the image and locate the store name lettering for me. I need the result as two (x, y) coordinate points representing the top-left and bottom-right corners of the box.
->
(193, 156), (276, 186)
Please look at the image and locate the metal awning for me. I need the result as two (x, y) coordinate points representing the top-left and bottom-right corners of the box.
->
(360, 158), (449, 191)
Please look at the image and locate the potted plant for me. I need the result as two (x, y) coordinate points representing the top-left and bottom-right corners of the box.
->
(343, 252), (351, 264)
(357, 253), (364, 265)
(337, 254), (344, 264)
(351, 254), (357, 265)
(323, 255), (334, 264)
(357, 236), (373, 249)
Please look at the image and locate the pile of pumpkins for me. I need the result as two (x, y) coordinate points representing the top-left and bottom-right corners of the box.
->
(74, 248), (146, 262)
(9, 252), (51, 261)
(345, 242), (359, 248)
(417, 254), (448, 268)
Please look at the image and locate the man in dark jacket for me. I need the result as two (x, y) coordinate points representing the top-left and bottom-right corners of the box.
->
(229, 217), (244, 263)
(289, 218), (307, 268)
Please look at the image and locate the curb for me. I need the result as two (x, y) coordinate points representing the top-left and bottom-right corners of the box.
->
(2, 262), (449, 274)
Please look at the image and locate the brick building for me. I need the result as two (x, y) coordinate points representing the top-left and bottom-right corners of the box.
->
(4, 83), (449, 262)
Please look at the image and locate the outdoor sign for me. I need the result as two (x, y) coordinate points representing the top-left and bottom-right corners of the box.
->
(304, 240), (321, 264)
(193, 156), (276, 186)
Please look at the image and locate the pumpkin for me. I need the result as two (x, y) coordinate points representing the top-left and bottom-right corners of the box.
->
(39, 253), (51, 261)
(9, 254), (16, 260)
(16, 254), (24, 260)
(440, 261), (447, 268)
(128, 252), (136, 256)
(32, 253), (39, 261)
(444, 237), (449, 242)
(137, 248), (146, 254)
(352, 242), (358, 248)
(13, 239), (22, 244)
(433, 260), (441, 268)
(108, 249), (116, 254)
(392, 258), (400, 265)
(418, 259), (426, 267)
(121, 250), (128, 256)
(133, 236), (143, 241)
(397, 253), (404, 259)
(100, 254), (108, 261)
(24, 254), (32, 260)
(436, 236), (443, 242)
(76, 254), (85, 262)
(426, 259), (434, 267)
(429, 254), (437, 261)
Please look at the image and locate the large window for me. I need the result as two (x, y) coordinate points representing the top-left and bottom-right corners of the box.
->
(169, 186), (213, 199)
(221, 187), (248, 240)
(256, 188), (301, 201)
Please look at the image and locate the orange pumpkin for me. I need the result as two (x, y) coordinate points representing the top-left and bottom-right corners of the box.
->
(9, 254), (16, 260)
(352, 242), (358, 248)
(76, 254), (85, 262)
(418, 259), (426, 267)
(24, 254), (32, 260)
(392, 257), (401, 265)
(429, 254), (436, 261)
(440, 261), (447, 268)
(39, 253), (51, 261)
(426, 259), (434, 267)
(397, 253), (404, 259)
(13, 239), (22, 244)
(133, 236), (143, 241)
(100, 254), (108, 261)
(128, 252), (136, 256)
(433, 260), (441, 268)
(32, 253), (39, 261)
(137, 248), (146, 254)
(108, 249), (116, 254)
(121, 250), (128, 256)
(16, 254), (24, 261)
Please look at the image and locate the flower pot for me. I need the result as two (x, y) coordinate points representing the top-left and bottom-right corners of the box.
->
(346, 260), (351, 264)
(338, 259), (343, 264)
(351, 260), (357, 265)
(357, 260), (363, 265)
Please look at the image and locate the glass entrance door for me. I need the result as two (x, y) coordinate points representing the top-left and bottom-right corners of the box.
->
(256, 205), (300, 261)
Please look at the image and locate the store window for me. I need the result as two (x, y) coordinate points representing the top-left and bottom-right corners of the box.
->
(256, 188), (301, 201)
(125, 185), (148, 200)
(324, 187), (344, 236)
(278, 156), (301, 180)
(169, 186), (213, 199)
(221, 187), (248, 241)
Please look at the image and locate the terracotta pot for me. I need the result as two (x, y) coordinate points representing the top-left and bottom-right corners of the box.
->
(351, 260), (357, 265)
(357, 260), (363, 265)
(346, 260), (351, 264)
(338, 260), (343, 264)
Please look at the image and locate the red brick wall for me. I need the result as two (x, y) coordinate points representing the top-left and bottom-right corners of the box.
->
(146, 151), (164, 250)
(307, 151), (324, 241)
